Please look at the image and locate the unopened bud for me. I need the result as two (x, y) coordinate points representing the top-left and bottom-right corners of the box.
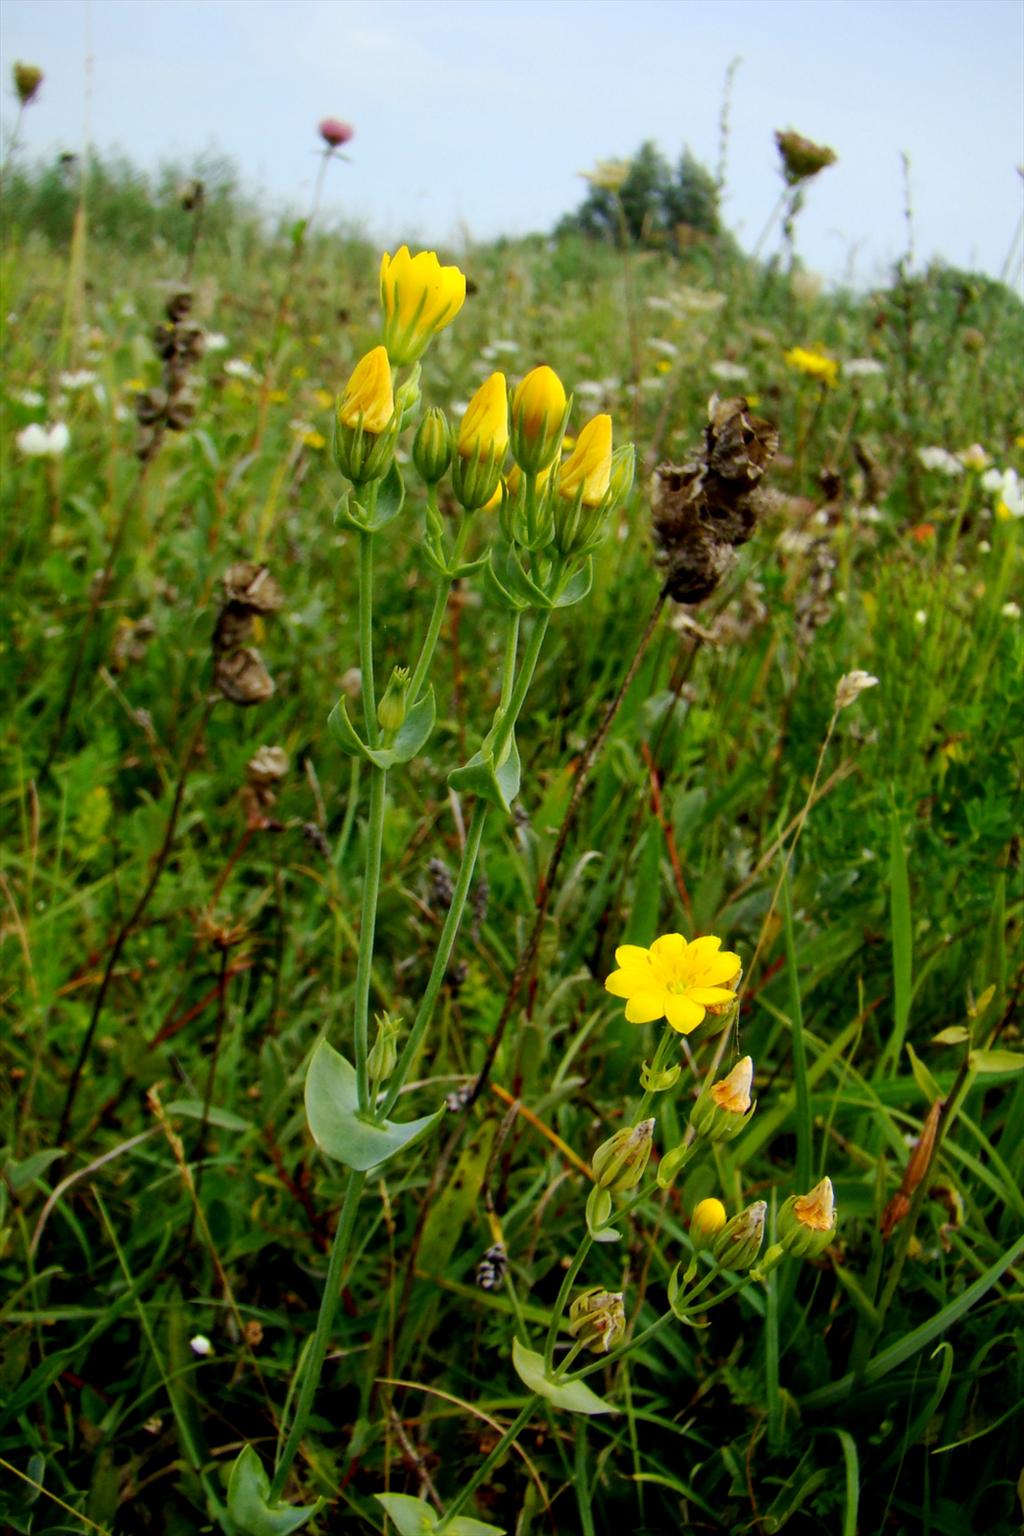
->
(567, 1288), (625, 1354)
(14, 62), (43, 106)
(591, 1118), (654, 1193)
(368, 1011), (401, 1086)
(413, 407), (453, 484)
(778, 1178), (837, 1259)
(712, 1200), (766, 1270)
(690, 1197), (727, 1251)
(377, 666), (410, 734)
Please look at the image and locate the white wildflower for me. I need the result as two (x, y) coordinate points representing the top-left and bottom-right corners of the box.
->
(189, 1334), (213, 1356)
(843, 358), (885, 379)
(224, 358), (259, 381)
(835, 670), (880, 711)
(1001, 600), (1021, 619)
(15, 388), (45, 408)
(709, 359), (748, 382)
(914, 609), (928, 626)
(58, 369), (98, 391)
(917, 446), (963, 477)
(957, 443), (991, 471)
(204, 331), (229, 352)
(16, 422), (70, 458)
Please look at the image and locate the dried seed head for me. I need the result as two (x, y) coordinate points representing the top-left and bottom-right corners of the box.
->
(212, 603), (254, 656)
(222, 562), (283, 613)
(214, 648), (275, 706)
(651, 395), (779, 604)
(165, 390), (197, 431)
(166, 288), (193, 322)
(14, 62), (43, 105)
(247, 746), (290, 785)
(135, 388), (168, 426)
(775, 129), (838, 186)
(180, 179), (204, 211)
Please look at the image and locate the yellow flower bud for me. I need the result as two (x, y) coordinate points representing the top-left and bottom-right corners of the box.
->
(690, 1197), (727, 1251)
(510, 365), (569, 475)
(557, 414), (613, 506)
(712, 1200), (767, 1271)
(377, 666), (410, 735)
(380, 246), (467, 366)
(452, 373), (509, 511)
(338, 346), (394, 434)
(412, 407), (452, 484)
(457, 373), (509, 461)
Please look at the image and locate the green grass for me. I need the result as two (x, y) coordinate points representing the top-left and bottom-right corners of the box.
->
(1, 152), (1022, 1536)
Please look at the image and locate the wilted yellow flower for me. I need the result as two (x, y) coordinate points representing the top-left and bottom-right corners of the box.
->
(380, 246), (467, 366)
(779, 1177), (838, 1258)
(457, 373), (509, 461)
(338, 346), (394, 434)
(710, 1057), (753, 1114)
(605, 932), (742, 1034)
(558, 414), (613, 506)
(793, 1177), (835, 1231)
(784, 346), (838, 388)
(511, 365), (568, 474)
(581, 158), (632, 192)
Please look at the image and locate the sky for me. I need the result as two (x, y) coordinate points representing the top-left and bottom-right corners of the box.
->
(2, 0), (1023, 287)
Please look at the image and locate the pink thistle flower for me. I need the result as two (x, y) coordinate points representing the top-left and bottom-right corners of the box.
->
(319, 118), (354, 148)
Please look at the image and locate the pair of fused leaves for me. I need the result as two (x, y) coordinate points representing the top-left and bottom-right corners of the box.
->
(485, 541), (593, 613)
(375, 1493), (502, 1536)
(335, 458), (404, 533)
(329, 686), (436, 771)
(227, 1446), (322, 1536)
(511, 1338), (613, 1415)
(448, 729), (521, 814)
(585, 1183), (622, 1243)
(305, 1039), (444, 1172)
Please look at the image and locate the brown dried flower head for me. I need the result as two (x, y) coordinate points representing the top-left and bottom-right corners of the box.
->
(222, 563), (283, 614)
(775, 130), (838, 186)
(14, 62), (43, 106)
(651, 394), (779, 604)
(215, 648), (276, 706)
(247, 746), (290, 786)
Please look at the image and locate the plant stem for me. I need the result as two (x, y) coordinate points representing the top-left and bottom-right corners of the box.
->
(379, 802), (489, 1119)
(354, 766), (388, 1109)
(269, 1168), (367, 1501)
(408, 516), (471, 703)
(490, 611), (549, 765)
(358, 526), (379, 745)
(498, 611), (521, 713)
(434, 1397), (537, 1533)
(543, 1231), (593, 1372)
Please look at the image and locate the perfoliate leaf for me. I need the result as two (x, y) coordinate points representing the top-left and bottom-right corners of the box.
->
(327, 697), (393, 769)
(374, 1493), (505, 1536)
(550, 558), (594, 608)
(226, 1446), (322, 1536)
(305, 1040), (443, 1171)
(511, 1338), (614, 1415)
(968, 1049), (1024, 1075)
(448, 732), (521, 813)
(390, 687), (436, 763)
(371, 456), (405, 527)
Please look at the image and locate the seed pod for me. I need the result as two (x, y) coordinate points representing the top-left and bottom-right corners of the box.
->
(135, 388), (167, 426)
(222, 562), (283, 613)
(166, 390), (197, 431)
(214, 648), (275, 706)
(166, 288), (193, 322)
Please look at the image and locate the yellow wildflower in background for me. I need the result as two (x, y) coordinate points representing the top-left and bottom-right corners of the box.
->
(338, 346), (394, 434)
(380, 246), (467, 366)
(784, 345), (839, 388)
(558, 414), (613, 506)
(605, 932), (741, 1033)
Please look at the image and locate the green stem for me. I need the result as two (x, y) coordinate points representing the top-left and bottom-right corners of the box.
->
(435, 1397), (537, 1532)
(634, 1024), (678, 1121)
(354, 766), (387, 1109)
(269, 1169), (367, 1501)
(543, 1230), (593, 1372)
(492, 610), (549, 764)
(358, 526), (379, 746)
(408, 516), (471, 703)
(498, 611), (521, 712)
(379, 802), (489, 1118)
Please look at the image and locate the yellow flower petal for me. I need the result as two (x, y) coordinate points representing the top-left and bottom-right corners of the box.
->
(649, 933), (686, 964)
(615, 944), (651, 970)
(687, 986), (737, 1006)
(685, 935), (723, 964)
(605, 969), (643, 998)
(665, 995), (704, 1033)
(624, 990), (667, 1024)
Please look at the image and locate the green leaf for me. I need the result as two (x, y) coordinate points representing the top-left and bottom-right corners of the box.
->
(487, 542), (550, 610)
(906, 1042), (943, 1101)
(290, 218), (308, 247)
(3, 1148), (64, 1195)
(164, 1099), (250, 1132)
(968, 1049), (1024, 1074)
(448, 733), (521, 813)
(305, 1040), (443, 1171)
(884, 800), (913, 1074)
(375, 1493), (504, 1536)
(511, 1338), (614, 1415)
(227, 1446), (322, 1536)
(327, 697), (392, 768)
(368, 457), (405, 529)
(550, 559), (593, 608)
(584, 1183), (620, 1241)
(930, 1025), (970, 1045)
(390, 687), (436, 763)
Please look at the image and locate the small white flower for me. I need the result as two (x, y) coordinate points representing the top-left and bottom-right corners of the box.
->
(989, 468), (1022, 519)
(16, 422), (70, 458)
(648, 337), (678, 358)
(979, 539), (991, 554)
(914, 609), (928, 626)
(957, 443), (991, 471)
(58, 368), (98, 391)
(835, 670), (880, 710)
(843, 357), (885, 379)
(189, 1334), (213, 1356)
(1001, 600), (1021, 619)
(224, 357), (258, 381)
(709, 359), (748, 381)
(980, 466), (1003, 492)
(15, 388), (45, 408)
(860, 504), (884, 524)
(203, 331), (229, 352)
(917, 446), (963, 477)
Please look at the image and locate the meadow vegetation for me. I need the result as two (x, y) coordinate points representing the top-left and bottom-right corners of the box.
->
(2, 125), (1023, 1536)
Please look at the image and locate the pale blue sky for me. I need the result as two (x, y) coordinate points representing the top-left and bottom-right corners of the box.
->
(3, 0), (1023, 285)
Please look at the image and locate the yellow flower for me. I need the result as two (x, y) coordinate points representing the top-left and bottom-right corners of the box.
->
(784, 346), (838, 388)
(558, 414), (612, 506)
(792, 1177), (836, 1233)
(337, 346), (394, 434)
(302, 430), (326, 450)
(380, 246), (467, 366)
(314, 388), (334, 411)
(505, 460), (553, 498)
(510, 365), (568, 473)
(457, 372), (509, 461)
(605, 932), (741, 1034)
